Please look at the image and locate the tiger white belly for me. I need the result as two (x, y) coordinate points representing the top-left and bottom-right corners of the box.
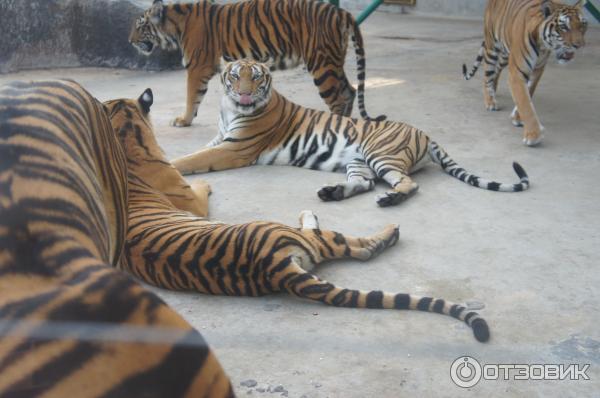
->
(257, 136), (362, 172)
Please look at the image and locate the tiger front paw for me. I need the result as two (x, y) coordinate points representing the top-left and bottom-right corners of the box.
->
(191, 179), (212, 196)
(484, 98), (499, 111)
(171, 116), (192, 127)
(317, 185), (345, 201)
(511, 107), (523, 127)
(523, 128), (544, 147)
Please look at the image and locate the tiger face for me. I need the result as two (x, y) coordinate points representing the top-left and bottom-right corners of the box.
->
(541, 0), (588, 64)
(221, 60), (272, 115)
(129, 0), (178, 55)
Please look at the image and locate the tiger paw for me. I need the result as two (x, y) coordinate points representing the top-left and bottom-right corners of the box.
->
(191, 179), (212, 196)
(484, 98), (499, 111)
(511, 107), (523, 127)
(375, 190), (416, 207)
(523, 129), (544, 147)
(317, 185), (345, 201)
(171, 116), (192, 127)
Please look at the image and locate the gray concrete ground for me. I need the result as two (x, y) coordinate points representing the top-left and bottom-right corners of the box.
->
(2, 13), (599, 398)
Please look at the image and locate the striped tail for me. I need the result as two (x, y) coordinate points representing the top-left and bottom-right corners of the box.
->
(350, 19), (386, 122)
(429, 141), (530, 192)
(462, 41), (485, 80)
(282, 266), (489, 342)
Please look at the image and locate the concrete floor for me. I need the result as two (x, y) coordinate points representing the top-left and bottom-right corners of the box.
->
(2, 13), (599, 398)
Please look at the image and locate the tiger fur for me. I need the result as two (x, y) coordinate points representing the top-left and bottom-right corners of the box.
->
(0, 79), (233, 397)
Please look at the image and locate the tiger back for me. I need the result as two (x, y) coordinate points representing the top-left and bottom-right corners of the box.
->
(0, 80), (233, 397)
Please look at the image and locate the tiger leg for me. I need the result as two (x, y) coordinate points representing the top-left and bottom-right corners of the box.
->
(172, 144), (255, 175)
(310, 64), (356, 116)
(511, 65), (546, 128)
(375, 170), (419, 207)
(482, 44), (502, 111)
(507, 60), (543, 146)
(305, 224), (400, 263)
(317, 159), (376, 202)
(172, 66), (215, 127)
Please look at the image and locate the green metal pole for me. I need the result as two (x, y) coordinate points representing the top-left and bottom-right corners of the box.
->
(356, 0), (384, 25)
(328, 0), (340, 7)
(585, 2), (600, 23)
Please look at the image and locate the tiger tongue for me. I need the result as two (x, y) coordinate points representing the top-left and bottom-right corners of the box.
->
(239, 94), (253, 105)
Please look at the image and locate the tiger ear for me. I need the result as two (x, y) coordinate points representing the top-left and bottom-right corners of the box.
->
(138, 88), (153, 114)
(149, 0), (163, 24)
(574, 0), (586, 9)
(221, 63), (233, 84)
(541, 0), (554, 17)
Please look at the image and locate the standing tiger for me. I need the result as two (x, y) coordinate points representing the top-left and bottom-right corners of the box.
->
(0, 80), (233, 397)
(462, 0), (587, 146)
(104, 88), (490, 343)
(129, 0), (384, 127)
(172, 60), (530, 207)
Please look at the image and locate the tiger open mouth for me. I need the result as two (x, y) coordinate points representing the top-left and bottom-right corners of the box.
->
(236, 94), (255, 107)
(556, 49), (575, 63)
(134, 41), (155, 55)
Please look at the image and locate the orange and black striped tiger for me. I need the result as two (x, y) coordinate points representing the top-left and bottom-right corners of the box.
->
(462, 0), (587, 146)
(104, 88), (490, 343)
(0, 80), (233, 397)
(173, 60), (530, 207)
(129, 0), (384, 127)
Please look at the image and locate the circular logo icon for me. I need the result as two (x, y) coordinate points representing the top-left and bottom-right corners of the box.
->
(450, 356), (482, 388)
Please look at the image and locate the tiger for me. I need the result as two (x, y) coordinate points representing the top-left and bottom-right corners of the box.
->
(129, 0), (384, 128)
(103, 88), (491, 343)
(0, 79), (233, 397)
(462, 0), (587, 146)
(172, 60), (530, 207)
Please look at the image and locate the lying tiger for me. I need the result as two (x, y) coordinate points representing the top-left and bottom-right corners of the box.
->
(104, 88), (490, 343)
(173, 60), (530, 207)
(130, 0), (383, 127)
(463, 0), (587, 146)
(0, 80), (233, 397)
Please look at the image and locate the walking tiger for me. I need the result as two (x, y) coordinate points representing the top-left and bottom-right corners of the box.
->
(463, 0), (587, 146)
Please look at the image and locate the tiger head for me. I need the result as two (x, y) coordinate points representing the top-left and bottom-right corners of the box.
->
(540, 0), (588, 64)
(221, 60), (273, 115)
(103, 89), (163, 163)
(129, 0), (179, 55)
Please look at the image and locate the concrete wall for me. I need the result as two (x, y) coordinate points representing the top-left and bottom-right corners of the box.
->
(0, 0), (181, 74)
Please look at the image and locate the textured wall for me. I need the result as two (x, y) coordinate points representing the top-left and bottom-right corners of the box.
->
(0, 0), (181, 74)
